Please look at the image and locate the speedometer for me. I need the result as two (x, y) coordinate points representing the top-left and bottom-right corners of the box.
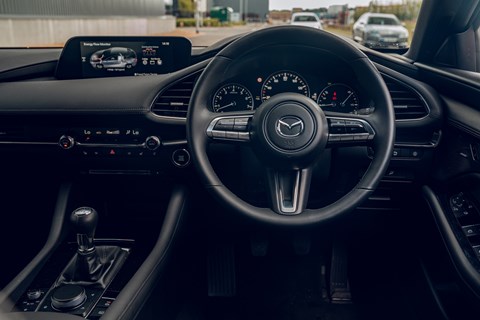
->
(261, 71), (310, 102)
(212, 84), (254, 113)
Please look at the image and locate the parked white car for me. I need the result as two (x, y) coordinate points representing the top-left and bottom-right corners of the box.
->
(353, 12), (409, 49)
(290, 12), (323, 30)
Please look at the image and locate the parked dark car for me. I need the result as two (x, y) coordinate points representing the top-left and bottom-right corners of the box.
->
(1, 1), (480, 320)
(353, 12), (409, 49)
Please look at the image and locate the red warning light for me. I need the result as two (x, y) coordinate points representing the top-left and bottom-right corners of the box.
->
(109, 149), (116, 155)
(332, 91), (337, 101)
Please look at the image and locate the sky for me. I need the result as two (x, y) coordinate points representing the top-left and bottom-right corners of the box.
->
(269, 0), (374, 10)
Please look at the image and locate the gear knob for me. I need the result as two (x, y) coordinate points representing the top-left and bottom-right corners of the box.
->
(71, 207), (98, 253)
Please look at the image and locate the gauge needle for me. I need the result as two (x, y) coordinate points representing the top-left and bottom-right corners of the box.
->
(216, 102), (236, 111)
(341, 92), (353, 106)
(319, 103), (334, 107)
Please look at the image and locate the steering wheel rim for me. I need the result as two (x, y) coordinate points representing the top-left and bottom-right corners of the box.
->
(187, 26), (395, 227)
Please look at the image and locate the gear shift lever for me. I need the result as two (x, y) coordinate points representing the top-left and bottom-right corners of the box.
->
(50, 205), (128, 312)
(70, 207), (98, 253)
(56, 206), (127, 289)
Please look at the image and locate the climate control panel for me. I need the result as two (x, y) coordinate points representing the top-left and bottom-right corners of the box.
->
(57, 128), (167, 157)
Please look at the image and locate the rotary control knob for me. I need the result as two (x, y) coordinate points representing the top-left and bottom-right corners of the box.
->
(59, 135), (75, 150)
(51, 285), (87, 310)
(145, 136), (161, 150)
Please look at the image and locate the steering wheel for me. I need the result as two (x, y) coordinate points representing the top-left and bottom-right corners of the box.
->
(187, 26), (395, 226)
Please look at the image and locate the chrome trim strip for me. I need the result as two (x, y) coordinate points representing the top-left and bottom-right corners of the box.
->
(162, 139), (188, 146)
(0, 139), (188, 148)
(76, 142), (146, 148)
(274, 170), (301, 215)
(394, 130), (442, 149)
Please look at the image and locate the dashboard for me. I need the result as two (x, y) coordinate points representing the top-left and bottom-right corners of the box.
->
(0, 34), (443, 186)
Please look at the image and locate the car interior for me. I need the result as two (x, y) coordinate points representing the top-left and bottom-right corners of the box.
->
(1, 0), (480, 319)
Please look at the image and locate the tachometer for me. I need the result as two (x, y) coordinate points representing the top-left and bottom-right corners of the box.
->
(318, 84), (359, 113)
(212, 84), (254, 113)
(261, 71), (310, 101)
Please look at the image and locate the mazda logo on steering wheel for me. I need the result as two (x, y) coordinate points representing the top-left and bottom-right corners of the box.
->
(275, 116), (305, 137)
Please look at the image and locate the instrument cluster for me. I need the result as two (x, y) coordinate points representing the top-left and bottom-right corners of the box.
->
(208, 39), (378, 117)
(211, 68), (374, 115)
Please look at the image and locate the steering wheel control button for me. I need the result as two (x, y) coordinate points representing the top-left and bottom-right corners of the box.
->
(225, 131), (239, 140)
(145, 136), (161, 150)
(353, 133), (369, 141)
(59, 135), (75, 149)
(212, 130), (226, 138)
(172, 149), (191, 167)
(345, 120), (367, 134)
(328, 134), (341, 142)
(327, 117), (375, 144)
(340, 135), (354, 141)
(51, 285), (87, 311)
(329, 119), (346, 134)
(238, 132), (250, 141)
(233, 117), (249, 131)
(214, 118), (235, 130)
(207, 116), (252, 142)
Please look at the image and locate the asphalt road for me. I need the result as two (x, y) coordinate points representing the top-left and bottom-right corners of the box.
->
(174, 23), (351, 48)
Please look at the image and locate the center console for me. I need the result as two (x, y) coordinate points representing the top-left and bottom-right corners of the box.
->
(17, 207), (131, 319)
(0, 181), (189, 320)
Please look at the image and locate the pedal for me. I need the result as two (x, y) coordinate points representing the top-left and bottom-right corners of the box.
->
(320, 263), (330, 302)
(329, 241), (352, 303)
(207, 244), (236, 297)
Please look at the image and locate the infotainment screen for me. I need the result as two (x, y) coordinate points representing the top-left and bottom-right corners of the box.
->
(56, 36), (191, 79)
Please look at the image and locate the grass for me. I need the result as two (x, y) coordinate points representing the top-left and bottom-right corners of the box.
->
(324, 25), (353, 39)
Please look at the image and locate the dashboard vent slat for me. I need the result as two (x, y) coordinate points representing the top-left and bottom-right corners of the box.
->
(152, 73), (199, 118)
(383, 78), (428, 120)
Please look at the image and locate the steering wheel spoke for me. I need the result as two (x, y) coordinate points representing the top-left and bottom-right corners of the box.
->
(325, 115), (375, 147)
(206, 112), (254, 143)
(266, 167), (312, 215)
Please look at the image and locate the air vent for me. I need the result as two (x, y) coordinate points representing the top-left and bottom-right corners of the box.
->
(383, 77), (428, 120)
(152, 72), (200, 118)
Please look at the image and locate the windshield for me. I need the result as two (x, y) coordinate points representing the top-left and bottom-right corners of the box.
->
(0, 0), (421, 52)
